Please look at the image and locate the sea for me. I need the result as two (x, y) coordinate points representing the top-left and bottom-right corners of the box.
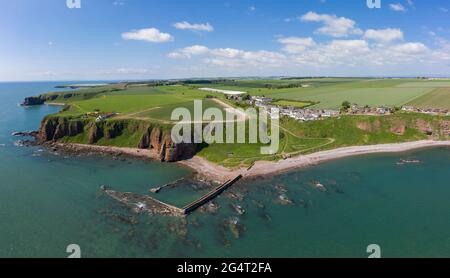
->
(0, 82), (449, 258)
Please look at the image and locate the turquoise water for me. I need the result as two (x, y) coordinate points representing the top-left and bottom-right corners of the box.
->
(0, 82), (449, 258)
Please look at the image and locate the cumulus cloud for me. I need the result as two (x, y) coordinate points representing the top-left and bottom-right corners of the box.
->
(174, 21), (214, 32)
(278, 37), (316, 53)
(122, 27), (173, 43)
(300, 11), (363, 37)
(364, 28), (404, 43)
(168, 45), (286, 68)
(164, 10), (448, 75)
(389, 42), (428, 54)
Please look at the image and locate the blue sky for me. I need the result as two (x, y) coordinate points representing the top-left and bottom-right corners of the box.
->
(1, 0), (450, 81)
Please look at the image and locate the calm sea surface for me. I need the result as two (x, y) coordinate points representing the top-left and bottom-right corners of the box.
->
(0, 82), (449, 258)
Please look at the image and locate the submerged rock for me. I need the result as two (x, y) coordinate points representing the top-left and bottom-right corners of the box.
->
(252, 200), (265, 209)
(227, 217), (246, 239)
(277, 194), (294, 205)
(231, 204), (246, 215)
(167, 219), (188, 239)
(199, 202), (220, 214)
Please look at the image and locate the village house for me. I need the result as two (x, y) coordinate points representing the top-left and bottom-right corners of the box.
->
(252, 95), (340, 122)
(95, 112), (117, 122)
(402, 106), (449, 116)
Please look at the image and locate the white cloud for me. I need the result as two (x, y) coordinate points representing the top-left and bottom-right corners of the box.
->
(167, 38), (437, 72)
(390, 3), (406, 12)
(174, 21), (214, 32)
(364, 28), (404, 43)
(439, 7), (449, 13)
(389, 42), (428, 54)
(122, 27), (173, 43)
(116, 68), (151, 74)
(167, 45), (210, 58)
(278, 37), (316, 53)
(300, 11), (363, 37)
(168, 45), (286, 68)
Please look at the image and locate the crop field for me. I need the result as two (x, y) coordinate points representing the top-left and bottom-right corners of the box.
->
(55, 85), (230, 122)
(270, 100), (312, 108)
(69, 94), (192, 114)
(271, 87), (433, 109)
(407, 88), (450, 110)
(189, 78), (450, 109)
(130, 99), (226, 122)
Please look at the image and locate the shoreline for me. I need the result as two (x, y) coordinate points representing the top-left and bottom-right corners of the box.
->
(246, 140), (450, 178)
(47, 140), (450, 183)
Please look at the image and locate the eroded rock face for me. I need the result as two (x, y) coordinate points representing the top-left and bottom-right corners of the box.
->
(390, 125), (407, 135)
(356, 120), (381, 132)
(38, 117), (198, 162)
(87, 123), (103, 144)
(22, 96), (46, 106)
(440, 120), (450, 137)
(22, 95), (58, 106)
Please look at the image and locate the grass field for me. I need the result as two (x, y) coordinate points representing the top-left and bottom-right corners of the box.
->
(188, 78), (450, 109)
(53, 85), (229, 122)
(270, 100), (312, 108)
(130, 99), (226, 121)
(407, 88), (450, 110)
(271, 87), (433, 109)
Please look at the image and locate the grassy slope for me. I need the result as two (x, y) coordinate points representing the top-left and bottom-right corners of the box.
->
(197, 113), (449, 168)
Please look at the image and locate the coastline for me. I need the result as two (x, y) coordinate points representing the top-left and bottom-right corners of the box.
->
(48, 140), (450, 183)
(49, 143), (161, 160)
(246, 140), (450, 178)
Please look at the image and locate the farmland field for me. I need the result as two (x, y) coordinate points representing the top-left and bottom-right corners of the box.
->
(270, 100), (312, 108)
(131, 99), (226, 122)
(407, 88), (450, 110)
(270, 87), (433, 109)
(189, 78), (450, 109)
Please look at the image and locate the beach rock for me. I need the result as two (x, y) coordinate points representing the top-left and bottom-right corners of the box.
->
(11, 131), (39, 138)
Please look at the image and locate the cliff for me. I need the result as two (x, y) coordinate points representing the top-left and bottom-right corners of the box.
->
(38, 117), (198, 162)
(22, 94), (59, 106)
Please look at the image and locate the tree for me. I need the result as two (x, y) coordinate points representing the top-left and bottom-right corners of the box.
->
(341, 101), (351, 111)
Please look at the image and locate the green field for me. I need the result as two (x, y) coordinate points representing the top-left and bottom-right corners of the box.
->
(131, 99), (226, 122)
(186, 78), (450, 109)
(52, 85), (229, 122)
(407, 88), (450, 110)
(270, 100), (312, 108)
(271, 87), (433, 109)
